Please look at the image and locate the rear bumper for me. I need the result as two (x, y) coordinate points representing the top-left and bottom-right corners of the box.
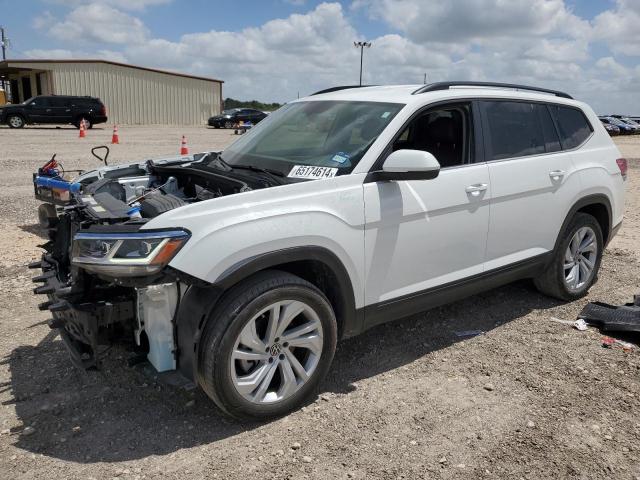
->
(92, 115), (108, 125)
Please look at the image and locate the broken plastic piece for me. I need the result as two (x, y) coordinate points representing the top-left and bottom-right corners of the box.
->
(573, 319), (588, 331)
(578, 298), (640, 333)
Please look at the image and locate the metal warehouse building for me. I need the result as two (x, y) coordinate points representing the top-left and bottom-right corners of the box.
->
(0, 59), (223, 125)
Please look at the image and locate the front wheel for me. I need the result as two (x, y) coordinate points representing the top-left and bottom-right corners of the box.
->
(534, 212), (603, 301)
(7, 115), (25, 128)
(197, 271), (337, 420)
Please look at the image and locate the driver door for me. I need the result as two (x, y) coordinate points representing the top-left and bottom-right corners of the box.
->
(363, 101), (491, 326)
(26, 98), (51, 123)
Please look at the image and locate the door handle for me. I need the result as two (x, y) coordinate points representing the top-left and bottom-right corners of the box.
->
(465, 183), (488, 196)
(549, 170), (566, 179)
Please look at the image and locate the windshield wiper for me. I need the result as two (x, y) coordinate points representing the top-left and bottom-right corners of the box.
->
(216, 154), (286, 181)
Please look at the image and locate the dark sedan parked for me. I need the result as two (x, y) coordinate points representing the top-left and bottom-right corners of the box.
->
(208, 108), (267, 128)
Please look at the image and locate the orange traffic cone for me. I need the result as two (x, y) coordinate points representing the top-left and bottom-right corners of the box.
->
(111, 124), (119, 144)
(180, 135), (189, 155)
(78, 119), (86, 138)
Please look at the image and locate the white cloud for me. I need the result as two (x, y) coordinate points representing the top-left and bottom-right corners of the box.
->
(47, 4), (150, 45)
(26, 0), (640, 114)
(32, 11), (57, 30)
(24, 48), (129, 63)
(353, 0), (590, 44)
(47, 0), (171, 11)
(593, 0), (640, 57)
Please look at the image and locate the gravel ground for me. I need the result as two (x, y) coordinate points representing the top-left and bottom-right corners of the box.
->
(0, 125), (639, 480)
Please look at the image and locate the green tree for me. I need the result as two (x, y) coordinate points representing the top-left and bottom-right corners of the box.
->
(224, 98), (282, 112)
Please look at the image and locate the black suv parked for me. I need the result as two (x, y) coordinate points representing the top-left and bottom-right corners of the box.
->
(0, 95), (107, 129)
(208, 108), (268, 128)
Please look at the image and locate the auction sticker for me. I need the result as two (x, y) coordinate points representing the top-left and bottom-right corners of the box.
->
(288, 165), (338, 180)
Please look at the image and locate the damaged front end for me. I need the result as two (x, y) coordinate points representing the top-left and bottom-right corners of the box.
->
(31, 150), (280, 374)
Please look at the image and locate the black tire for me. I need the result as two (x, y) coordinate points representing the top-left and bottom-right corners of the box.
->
(7, 115), (25, 128)
(75, 117), (92, 129)
(534, 212), (603, 301)
(224, 121), (233, 129)
(197, 270), (337, 420)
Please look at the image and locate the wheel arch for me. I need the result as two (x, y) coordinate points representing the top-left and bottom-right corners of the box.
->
(215, 246), (361, 340)
(555, 194), (612, 252)
(6, 112), (26, 124)
(173, 246), (362, 382)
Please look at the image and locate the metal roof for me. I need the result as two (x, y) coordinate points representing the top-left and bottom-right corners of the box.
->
(0, 59), (224, 84)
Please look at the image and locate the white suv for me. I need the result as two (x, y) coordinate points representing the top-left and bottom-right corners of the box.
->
(33, 82), (626, 420)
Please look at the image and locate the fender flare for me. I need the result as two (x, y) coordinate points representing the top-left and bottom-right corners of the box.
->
(552, 194), (612, 255)
(174, 246), (360, 381)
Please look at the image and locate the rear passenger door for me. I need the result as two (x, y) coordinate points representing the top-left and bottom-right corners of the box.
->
(48, 97), (73, 123)
(481, 100), (585, 270)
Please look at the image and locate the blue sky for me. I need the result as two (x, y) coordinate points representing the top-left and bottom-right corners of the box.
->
(1, 0), (638, 113)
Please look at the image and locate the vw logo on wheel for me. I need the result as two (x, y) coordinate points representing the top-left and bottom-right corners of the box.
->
(269, 343), (282, 356)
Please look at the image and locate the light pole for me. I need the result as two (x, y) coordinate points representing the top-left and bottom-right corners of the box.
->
(354, 41), (371, 86)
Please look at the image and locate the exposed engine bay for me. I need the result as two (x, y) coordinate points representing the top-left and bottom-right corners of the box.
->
(31, 149), (286, 375)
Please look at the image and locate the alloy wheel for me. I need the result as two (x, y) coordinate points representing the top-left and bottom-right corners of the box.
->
(9, 116), (23, 128)
(230, 300), (323, 404)
(563, 226), (598, 292)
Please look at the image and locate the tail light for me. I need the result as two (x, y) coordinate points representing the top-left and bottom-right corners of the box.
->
(616, 158), (628, 179)
(100, 105), (107, 116)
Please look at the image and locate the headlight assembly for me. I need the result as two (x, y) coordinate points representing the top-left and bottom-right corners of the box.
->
(72, 230), (190, 277)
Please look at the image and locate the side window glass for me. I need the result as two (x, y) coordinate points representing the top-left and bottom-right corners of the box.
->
(482, 101), (545, 160)
(49, 97), (68, 108)
(392, 103), (473, 168)
(537, 105), (561, 153)
(550, 105), (593, 150)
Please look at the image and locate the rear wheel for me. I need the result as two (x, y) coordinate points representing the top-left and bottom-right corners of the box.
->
(75, 117), (92, 129)
(7, 115), (25, 128)
(224, 120), (233, 129)
(197, 271), (337, 420)
(534, 212), (603, 301)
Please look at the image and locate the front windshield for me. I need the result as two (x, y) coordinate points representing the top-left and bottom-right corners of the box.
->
(218, 100), (404, 177)
(222, 109), (239, 115)
(22, 97), (35, 105)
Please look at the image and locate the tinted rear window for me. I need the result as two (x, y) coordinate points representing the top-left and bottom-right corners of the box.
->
(482, 101), (545, 160)
(549, 105), (592, 149)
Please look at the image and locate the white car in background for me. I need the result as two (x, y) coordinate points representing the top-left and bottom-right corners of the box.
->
(33, 81), (626, 420)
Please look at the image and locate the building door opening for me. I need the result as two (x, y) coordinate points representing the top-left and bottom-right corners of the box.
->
(21, 77), (32, 101)
(10, 79), (19, 103)
(36, 73), (43, 95)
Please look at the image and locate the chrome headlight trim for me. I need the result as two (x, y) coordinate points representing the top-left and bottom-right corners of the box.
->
(71, 229), (190, 276)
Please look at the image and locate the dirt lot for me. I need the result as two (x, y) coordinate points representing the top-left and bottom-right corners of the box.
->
(0, 125), (639, 480)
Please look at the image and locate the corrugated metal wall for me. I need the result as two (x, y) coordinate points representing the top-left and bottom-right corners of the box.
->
(13, 62), (222, 125)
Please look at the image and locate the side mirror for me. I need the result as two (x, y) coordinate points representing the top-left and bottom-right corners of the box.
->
(368, 149), (441, 182)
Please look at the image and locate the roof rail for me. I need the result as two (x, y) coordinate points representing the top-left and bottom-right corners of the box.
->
(412, 81), (573, 99)
(311, 85), (375, 96)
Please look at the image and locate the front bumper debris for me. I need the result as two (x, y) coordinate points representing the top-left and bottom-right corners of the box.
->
(31, 255), (135, 369)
